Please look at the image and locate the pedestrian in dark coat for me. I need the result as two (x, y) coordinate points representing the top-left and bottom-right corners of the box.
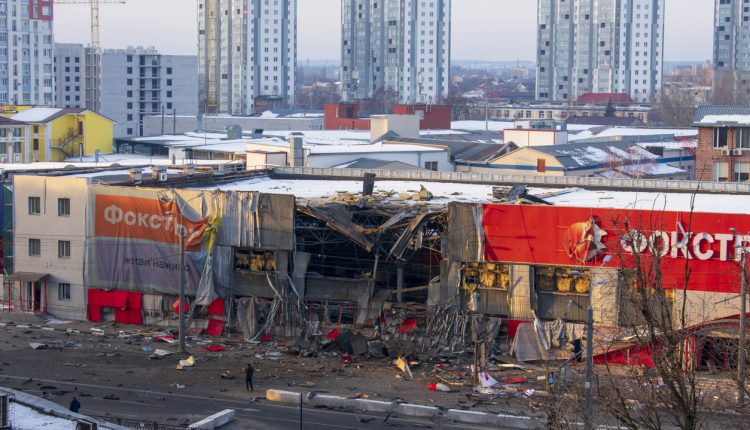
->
(245, 363), (255, 391)
(69, 397), (81, 413)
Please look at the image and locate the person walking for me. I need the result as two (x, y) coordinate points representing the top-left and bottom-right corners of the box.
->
(69, 397), (81, 413)
(245, 363), (255, 391)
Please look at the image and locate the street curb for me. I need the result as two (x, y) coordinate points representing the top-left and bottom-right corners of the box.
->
(307, 394), (351, 409)
(445, 409), (492, 425)
(494, 413), (542, 429)
(267, 389), (536, 428)
(266, 389), (302, 405)
(396, 403), (439, 418)
(351, 398), (394, 413)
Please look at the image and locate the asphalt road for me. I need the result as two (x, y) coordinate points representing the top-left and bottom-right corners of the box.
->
(0, 374), (503, 430)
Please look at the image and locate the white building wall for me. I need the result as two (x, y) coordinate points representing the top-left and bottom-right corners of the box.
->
(13, 176), (88, 320)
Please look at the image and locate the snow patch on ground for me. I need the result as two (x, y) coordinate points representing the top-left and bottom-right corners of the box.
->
(9, 403), (77, 430)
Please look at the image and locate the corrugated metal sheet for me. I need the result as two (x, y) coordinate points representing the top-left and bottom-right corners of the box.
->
(445, 203), (482, 262)
(214, 191), (295, 250)
(694, 105), (750, 126)
(508, 265), (535, 319)
(474, 288), (510, 316)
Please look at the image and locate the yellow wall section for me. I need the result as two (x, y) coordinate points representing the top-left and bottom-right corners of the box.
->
(0, 107), (113, 162)
(489, 148), (565, 176)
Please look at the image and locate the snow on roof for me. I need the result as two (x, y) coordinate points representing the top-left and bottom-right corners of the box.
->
(614, 162), (687, 177)
(451, 120), (516, 132)
(11, 108), (63, 123)
(9, 402), (78, 429)
(309, 141), (445, 154)
(196, 176), (750, 215)
(569, 126), (697, 141)
(259, 110), (280, 118)
(696, 115), (750, 126)
(543, 188), (748, 215)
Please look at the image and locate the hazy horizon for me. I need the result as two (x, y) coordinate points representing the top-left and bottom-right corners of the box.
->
(54, 0), (715, 62)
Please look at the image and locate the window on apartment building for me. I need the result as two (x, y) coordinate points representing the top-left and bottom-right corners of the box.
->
(714, 162), (729, 182)
(537, 159), (547, 173)
(28, 239), (40, 256)
(28, 196), (40, 214)
(58, 198), (70, 216)
(714, 128), (729, 148)
(737, 128), (750, 149)
(58, 283), (71, 300)
(735, 163), (750, 182)
(424, 161), (438, 171)
(58, 240), (71, 258)
(166, 67), (173, 74)
(33, 139), (39, 150)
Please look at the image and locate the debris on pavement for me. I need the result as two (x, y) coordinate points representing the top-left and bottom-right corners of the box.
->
(177, 356), (195, 370)
(29, 343), (47, 350)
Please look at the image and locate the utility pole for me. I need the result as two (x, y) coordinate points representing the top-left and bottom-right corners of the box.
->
(178, 217), (187, 354)
(740, 253), (747, 407)
(731, 227), (747, 406)
(584, 269), (594, 430)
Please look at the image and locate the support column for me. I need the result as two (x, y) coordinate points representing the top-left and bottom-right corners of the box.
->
(396, 266), (404, 303)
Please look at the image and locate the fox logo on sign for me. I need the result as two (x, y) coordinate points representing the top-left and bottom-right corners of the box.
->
(563, 216), (608, 263)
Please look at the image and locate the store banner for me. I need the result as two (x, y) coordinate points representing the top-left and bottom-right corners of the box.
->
(482, 204), (750, 294)
(87, 188), (208, 295)
(95, 194), (206, 251)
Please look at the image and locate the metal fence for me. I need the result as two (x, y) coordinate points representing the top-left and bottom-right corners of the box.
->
(87, 414), (186, 430)
(272, 166), (750, 195)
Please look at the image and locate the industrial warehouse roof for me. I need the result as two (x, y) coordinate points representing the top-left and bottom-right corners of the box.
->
(333, 158), (425, 170)
(693, 105), (750, 127)
(196, 176), (750, 215)
(507, 140), (659, 170)
(385, 137), (516, 162)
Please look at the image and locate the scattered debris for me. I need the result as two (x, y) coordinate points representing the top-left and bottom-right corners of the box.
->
(148, 349), (174, 360)
(29, 343), (48, 350)
(220, 371), (234, 380)
(394, 357), (413, 380)
(177, 356), (195, 370)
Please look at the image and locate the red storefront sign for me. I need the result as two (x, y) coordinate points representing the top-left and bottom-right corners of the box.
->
(482, 204), (750, 294)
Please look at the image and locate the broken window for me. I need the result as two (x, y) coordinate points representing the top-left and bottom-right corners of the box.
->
(462, 263), (510, 290)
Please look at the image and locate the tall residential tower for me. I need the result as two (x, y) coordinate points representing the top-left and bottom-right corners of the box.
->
(198, 0), (297, 115)
(340, 0), (451, 104)
(713, 0), (750, 98)
(536, 0), (665, 103)
(0, 0), (54, 106)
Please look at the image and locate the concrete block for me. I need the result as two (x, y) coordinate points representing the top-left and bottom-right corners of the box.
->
(17, 324), (29, 328)
(494, 413), (541, 429)
(351, 399), (394, 413)
(41, 327), (55, 331)
(306, 394), (350, 409)
(397, 403), (439, 418)
(188, 409), (235, 429)
(266, 389), (302, 405)
(446, 409), (491, 425)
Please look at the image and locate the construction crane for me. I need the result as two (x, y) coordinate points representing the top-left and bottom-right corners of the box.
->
(54, 0), (126, 112)
(55, 0), (126, 49)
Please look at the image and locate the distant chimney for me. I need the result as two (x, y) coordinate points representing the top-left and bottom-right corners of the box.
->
(129, 168), (143, 184)
(289, 134), (304, 167)
(152, 166), (168, 182)
(226, 124), (242, 140)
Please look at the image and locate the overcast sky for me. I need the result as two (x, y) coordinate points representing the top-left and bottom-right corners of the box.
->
(54, 0), (714, 62)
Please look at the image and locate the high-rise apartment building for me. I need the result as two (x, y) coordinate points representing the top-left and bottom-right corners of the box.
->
(198, 0), (297, 116)
(54, 44), (198, 137)
(0, 0), (54, 106)
(340, 0), (451, 104)
(713, 0), (750, 97)
(536, 0), (664, 103)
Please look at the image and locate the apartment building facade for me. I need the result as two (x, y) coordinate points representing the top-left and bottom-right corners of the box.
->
(694, 105), (750, 182)
(0, 0), (54, 106)
(198, 0), (297, 115)
(536, 0), (665, 103)
(54, 44), (198, 138)
(340, 0), (451, 104)
(713, 0), (750, 97)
